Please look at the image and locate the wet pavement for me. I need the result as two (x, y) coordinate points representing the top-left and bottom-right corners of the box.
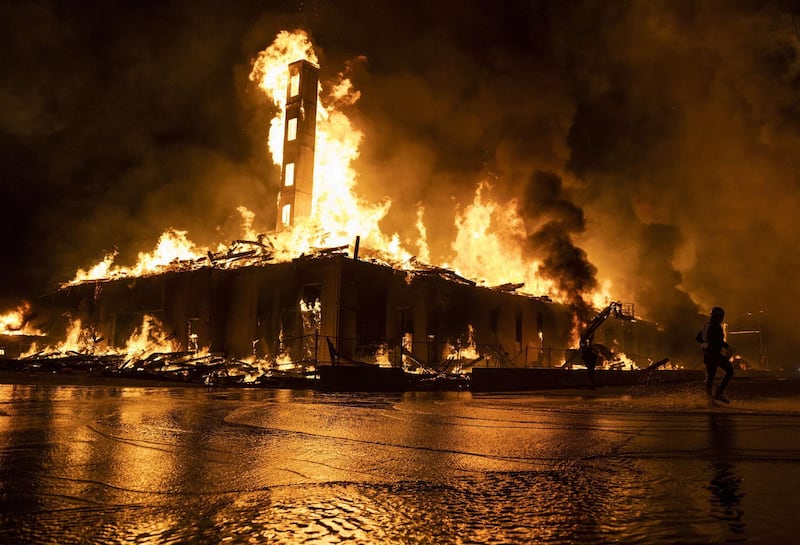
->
(1, 378), (799, 544)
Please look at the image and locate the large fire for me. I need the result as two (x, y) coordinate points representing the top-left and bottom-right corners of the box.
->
(63, 29), (608, 304)
(4, 29), (630, 374)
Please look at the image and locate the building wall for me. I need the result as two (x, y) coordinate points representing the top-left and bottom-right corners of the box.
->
(41, 256), (679, 368)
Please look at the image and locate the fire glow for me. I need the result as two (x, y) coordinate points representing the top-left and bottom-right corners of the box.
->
(22, 315), (181, 361)
(64, 29), (607, 308)
(3, 29), (634, 373)
(0, 303), (43, 337)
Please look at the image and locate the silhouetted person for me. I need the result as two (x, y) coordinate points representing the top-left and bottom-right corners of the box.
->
(581, 343), (598, 389)
(700, 306), (734, 403)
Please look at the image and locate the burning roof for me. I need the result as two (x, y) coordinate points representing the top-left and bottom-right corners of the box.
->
(58, 30), (610, 314)
(3, 30), (687, 376)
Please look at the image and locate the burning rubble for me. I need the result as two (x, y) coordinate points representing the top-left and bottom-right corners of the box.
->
(0, 30), (680, 388)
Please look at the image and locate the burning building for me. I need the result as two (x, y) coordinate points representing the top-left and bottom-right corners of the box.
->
(41, 245), (669, 381)
(8, 32), (690, 389)
(277, 59), (318, 230)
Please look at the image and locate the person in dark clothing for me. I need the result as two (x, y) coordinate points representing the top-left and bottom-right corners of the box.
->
(580, 342), (598, 389)
(700, 306), (734, 403)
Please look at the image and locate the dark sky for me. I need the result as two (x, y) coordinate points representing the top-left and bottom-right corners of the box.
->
(2, 0), (799, 366)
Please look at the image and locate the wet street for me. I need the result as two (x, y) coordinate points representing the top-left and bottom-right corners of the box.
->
(1, 379), (799, 544)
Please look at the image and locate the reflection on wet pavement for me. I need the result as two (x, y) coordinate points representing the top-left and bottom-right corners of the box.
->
(1, 383), (799, 544)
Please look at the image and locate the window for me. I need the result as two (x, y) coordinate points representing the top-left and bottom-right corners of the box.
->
(284, 163), (295, 187)
(289, 73), (300, 97)
(287, 117), (297, 141)
(281, 204), (292, 226)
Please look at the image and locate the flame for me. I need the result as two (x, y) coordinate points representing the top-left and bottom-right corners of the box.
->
(67, 29), (615, 308)
(459, 325), (481, 360)
(21, 315), (185, 360)
(414, 205), (431, 264)
(569, 313), (582, 349)
(64, 207), (261, 285)
(449, 182), (555, 295)
(590, 280), (614, 313)
(249, 30), (405, 263)
(237, 205), (259, 241)
(274, 326), (294, 370)
(0, 302), (43, 336)
(67, 229), (207, 285)
(123, 315), (181, 358)
(53, 29), (626, 365)
(250, 29), (318, 166)
(611, 351), (639, 371)
(375, 344), (392, 367)
(442, 325), (482, 373)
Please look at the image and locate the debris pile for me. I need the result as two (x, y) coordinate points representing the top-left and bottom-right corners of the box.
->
(0, 350), (312, 387)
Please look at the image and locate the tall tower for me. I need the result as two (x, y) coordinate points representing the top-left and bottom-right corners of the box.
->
(277, 59), (319, 230)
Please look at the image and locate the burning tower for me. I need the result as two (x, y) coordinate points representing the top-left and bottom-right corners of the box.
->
(277, 59), (319, 229)
(19, 54), (689, 387)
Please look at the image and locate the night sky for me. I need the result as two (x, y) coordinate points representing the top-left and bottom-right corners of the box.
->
(1, 0), (799, 365)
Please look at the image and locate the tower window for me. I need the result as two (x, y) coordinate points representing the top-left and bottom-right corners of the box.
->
(289, 73), (300, 97)
(281, 204), (292, 227)
(284, 163), (295, 187)
(287, 117), (297, 141)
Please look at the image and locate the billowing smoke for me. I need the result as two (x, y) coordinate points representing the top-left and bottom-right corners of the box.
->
(519, 171), (598, 322)
(1, 0), (799, 365)
(0, 1), (283, 305)
(344, 0), (800, 365)
(634, 223), (701, 358)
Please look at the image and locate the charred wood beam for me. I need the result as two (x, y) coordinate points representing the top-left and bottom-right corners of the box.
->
(491, 282), (525, 292)
(644, 357), (671, 371)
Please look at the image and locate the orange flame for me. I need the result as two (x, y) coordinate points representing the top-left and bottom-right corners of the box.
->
(249, 30), (409, 263)
(59, 29), (621, 357)
(250, 29), (318, 166)
(0, 302), (43, 336)
(449, 182), (555, 294)
(22, 315), (188, 360)
(123, 315), (182, 358)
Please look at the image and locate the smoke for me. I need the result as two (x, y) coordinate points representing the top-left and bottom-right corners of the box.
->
(341, 0), (800, 364)
(518, 171), (598, 321)
(557, 0), (800, 365)
(0, 0), (282, 303)
(634, 223), (701, 356)
(1, 0), (798, 365)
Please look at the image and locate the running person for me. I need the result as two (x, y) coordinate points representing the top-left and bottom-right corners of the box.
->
(700, 306), (734, 403)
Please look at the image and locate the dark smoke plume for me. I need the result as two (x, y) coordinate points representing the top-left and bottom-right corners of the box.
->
(1, 0), (798, 365)
(634, 223), (701, 359)
(519, 171), (598, 322)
